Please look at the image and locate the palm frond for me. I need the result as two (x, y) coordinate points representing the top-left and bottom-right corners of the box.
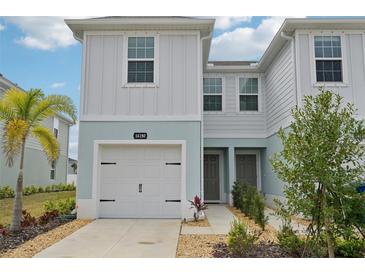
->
(1, 88), (28, 119)
(2, 119), (28, 167)
(32, 126), (60, 162)
(23, 89), (44, 120)
(0, 101), (16, 121)
(29, 95), (77, 125)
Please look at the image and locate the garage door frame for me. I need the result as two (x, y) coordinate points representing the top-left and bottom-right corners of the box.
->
(92, 140), (187, 218)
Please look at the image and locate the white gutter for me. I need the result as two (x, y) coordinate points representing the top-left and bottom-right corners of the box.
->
(280, 31), (299, 106)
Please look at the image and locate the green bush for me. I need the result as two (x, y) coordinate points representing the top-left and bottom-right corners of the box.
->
(252, 192), (268, 230)
(227, 219), (257, 257)
(277, 225), (304, 257)
(43, 197), (76, 215)
(0, 186), (15, 199)
(335, 237), (365, 258)
(231, 181), (246, 209)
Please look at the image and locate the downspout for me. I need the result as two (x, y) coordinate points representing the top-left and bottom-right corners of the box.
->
(199, 32), (212, 201)
(281, 31), (299, 105)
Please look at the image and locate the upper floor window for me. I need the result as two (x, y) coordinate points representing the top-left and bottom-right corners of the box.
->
(239, 78), (258, 111)
(50, 160), (56, 180)
(314, 36), (343, 82)
(127, 37), (154, 83)
(203, 78), (222, 111)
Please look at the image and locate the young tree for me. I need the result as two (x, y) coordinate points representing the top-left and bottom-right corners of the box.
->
(271, 89), (365, 257)
(0, 88), (77, 231)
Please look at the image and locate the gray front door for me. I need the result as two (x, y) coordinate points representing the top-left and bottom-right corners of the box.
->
(204, 154), (220, 201)
(236, 154), (257, 188)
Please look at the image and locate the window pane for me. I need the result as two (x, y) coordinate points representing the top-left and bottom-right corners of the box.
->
(203, 78), (222, 94)
(128, 61), (154, 83)
(315, 47), (323, 58)
(146, 37), (154, 47)
(240, 95), (258, 111)
(146, 48), (154, 58)
(204, 95), (222, 111)
(137, 37), (145, 47)
(128, 37), (137, 47)
(332, 47), (341, 58)
(314, 36), (323, 47)
(128, 48), (137, 58)
(323, 47), (332, 58)
(316, 60), (342, 82)
(137, 48), (145, 58)
(239, 78), (258, 94)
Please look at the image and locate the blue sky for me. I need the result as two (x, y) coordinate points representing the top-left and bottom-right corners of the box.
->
(0, 16), (292, 158)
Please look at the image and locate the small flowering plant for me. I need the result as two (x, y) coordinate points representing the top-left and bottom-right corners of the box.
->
(189, 195), (207, 221)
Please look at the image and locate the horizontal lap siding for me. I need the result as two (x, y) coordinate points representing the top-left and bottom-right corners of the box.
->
(82, 33), (199, 119)
(264, 42), (296, 135)
(203, 73), (266, 138)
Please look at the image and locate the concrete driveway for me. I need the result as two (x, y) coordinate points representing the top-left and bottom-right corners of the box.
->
(34, 219), (181, 258)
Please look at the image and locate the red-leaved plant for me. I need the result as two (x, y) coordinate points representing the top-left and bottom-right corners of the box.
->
(189, 195), (207, 221)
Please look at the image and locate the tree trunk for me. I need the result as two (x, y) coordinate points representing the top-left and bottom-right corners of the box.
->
(10, 140), (26, 232)
(322, 185), (335, 258)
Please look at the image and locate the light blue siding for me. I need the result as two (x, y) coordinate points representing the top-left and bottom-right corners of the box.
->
(77, 121), (201, 200)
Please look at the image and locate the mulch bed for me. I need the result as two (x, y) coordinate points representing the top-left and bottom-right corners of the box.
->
(176, 234), (227, 258)
(212, 242), (290, 258)
(0, 218), (72, 254)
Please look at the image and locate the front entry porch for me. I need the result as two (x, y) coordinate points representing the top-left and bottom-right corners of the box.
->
(203, 147), (262, 205)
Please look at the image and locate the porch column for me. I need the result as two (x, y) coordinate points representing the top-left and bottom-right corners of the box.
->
(228, 146), (235, 205)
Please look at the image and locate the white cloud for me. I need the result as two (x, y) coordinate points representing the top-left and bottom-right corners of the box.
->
(68, 122), (79, 160)
(210, 17), (287, 61)
(50, 82), (66, 88)
(4, 17), (79, 50)
(214, 16), (252, 30)
(0, 24), (5, 31)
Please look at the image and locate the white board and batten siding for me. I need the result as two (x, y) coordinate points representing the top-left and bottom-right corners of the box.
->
(81, 31), (200, 121)
(296, 31), (365, 119)
(203, 73), (267, 138)
(264, 41), (296, 136)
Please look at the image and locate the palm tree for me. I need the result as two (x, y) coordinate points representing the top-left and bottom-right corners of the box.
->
(0, 87), (77, 231)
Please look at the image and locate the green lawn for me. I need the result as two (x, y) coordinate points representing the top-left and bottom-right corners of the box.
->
(0, 191), (76, 226)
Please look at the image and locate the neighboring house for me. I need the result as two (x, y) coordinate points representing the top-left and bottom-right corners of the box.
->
(0, 74), (74, 188)
(67, 158), (78, 185)
(66, 17), (365, 220)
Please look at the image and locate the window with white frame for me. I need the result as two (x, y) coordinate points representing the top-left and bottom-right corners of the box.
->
(127, 37), (154, 83)
(53, 117), (59, 139)
(314, 36), (343, 82)
(203, 78), (223, 111)
(239, 78), (259, 111)
(50, 160), (56, 180)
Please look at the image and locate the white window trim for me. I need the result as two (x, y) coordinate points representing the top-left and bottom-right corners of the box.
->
(235, 74), (262, 113)
(122, 33), (160, 88)
(203, 75), (225, 113)
(309, 31), (349, 87)
(203, 150), (226, 203)
(235, 149), (261, 191)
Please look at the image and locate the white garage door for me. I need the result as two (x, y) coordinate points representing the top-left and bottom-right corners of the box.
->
(99, 144), (182, 218)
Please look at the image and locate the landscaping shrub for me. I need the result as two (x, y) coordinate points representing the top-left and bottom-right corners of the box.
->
(232, 181), (268, 230)
(227, 219), (257, 257)
(277, 225), (304, 257)
(39, 210), (59, 225)
(335, 237), (365, 258)
(0, 183), (76, 199)
(252, 192), (268, 230)
(21, 210), (37, 228)
(43, 197), (76, 216)
(231, 181), (246, 209)
(0, 186), (15, 199)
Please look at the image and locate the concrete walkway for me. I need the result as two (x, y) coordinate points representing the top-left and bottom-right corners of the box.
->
(34, 219), (181, 258)
(180, 205), (235, 235)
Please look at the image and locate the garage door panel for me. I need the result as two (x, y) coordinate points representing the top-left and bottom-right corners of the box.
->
(99, 144), (181, 218)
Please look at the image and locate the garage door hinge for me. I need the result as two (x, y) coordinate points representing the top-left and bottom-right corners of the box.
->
(100, 199), (116, 202)
(165, 199), (181, 202)
(100, 162), (117, 165)
(165, 162), (181, 165)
